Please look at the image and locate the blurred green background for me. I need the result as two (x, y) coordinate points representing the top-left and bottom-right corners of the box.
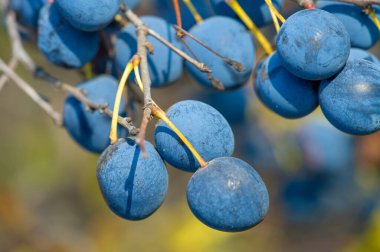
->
(2, 1), (380, 251)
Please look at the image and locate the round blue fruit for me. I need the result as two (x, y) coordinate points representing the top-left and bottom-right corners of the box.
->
(318, 1), (380, 49)
(11, 0), (47, 28)
(154, 100), (234, 172)
(193, 87), (248, 124)
(254, 52), (319, 118)
(38, 3), (100, 69)
(210, 0), (283, 28)
(184, 16), (255, 90)
(276, 9), (350, 80)
(187, 157), (269, 232)
(63, 75), (128, 154)
(97, 138), (168, 220)
(282, 173), (327, 223)
(319, 59), (380, 135)
(55, 0), (119, 31)
(115, 16), (183, 88)
(296, 119), (354, 174)
(349, 48), (380, 64)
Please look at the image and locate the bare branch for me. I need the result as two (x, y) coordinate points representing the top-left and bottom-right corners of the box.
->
(0, 58), (62, 125)
(5, 8), (36, 72)
(0, 57), (18, 91)
(58, 82), (140, 135)
(122, 8), (211, 73)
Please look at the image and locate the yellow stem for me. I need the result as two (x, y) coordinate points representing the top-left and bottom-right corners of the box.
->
(266, 0), (280, 32)
(369, 8), (380, 31)
(133, 60), (207, 168)
(182, 0), (203, 23)
(109, 60), (135, 144)
(133, 64), (144, 92)
(84, 63), (93, 80)
(226, 0), (273, 55)
(264, 0), (285, 23)
(152, 106), (208, 168)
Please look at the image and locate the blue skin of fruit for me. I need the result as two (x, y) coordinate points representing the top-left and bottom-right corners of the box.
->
(11, 0), (47, 28)
(153, 0), (214, 30)
(38, 3), (100, 69)
(97, 138), (168, 220)
(254, 52), (319, 119)
(349, 48), (380, 64)
(187, 157), (269, 232)
(296, 119), (354, 174)
(319, 59), (380, 135)
(55, 0), (119, 31)
(318, 1), (380, 49)
(282, 172), (328, 223)
(63, 75), (128, 154)
(210, 0), (283, 28)
(193, 88), (248, 124)
(276, 9), (350, 80)
(184, 16), (255, 90)
(154, 100), (234, 172)
(115, 16), (183, 88)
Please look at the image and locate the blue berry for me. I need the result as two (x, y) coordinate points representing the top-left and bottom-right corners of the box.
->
(97, 138), (168, 220)
(254, 52), (319, 118)
(319, 59), (380, 135)
(55, 0), (119, 31)
(318, 1), (380, 49)
(296, 119), (354, 174)
(38, 3), (100, 68)
(154, 100), (234, 172)
(276, 9), (350, 80)
(63, 75), (128, 153)
(349, 48), (380, 64)
(184, 16), (255, 90)
(210, 0), (284, 27)
(187, 157), (269, 232)
(193, 88), (248, 124)
(11, 0), (47, 28)
(115, 16), (183, 88)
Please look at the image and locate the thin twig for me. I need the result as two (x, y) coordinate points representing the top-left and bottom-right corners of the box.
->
(174, 25), (245, 72)
(5, 8), (36, 72)
(58, 81), (140, 135)
(0, 57), (18, 91)
(121, 7), (211, 73)
(0, 58), (62, 125)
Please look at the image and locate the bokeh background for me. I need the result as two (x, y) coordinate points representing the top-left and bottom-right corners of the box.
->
(2, 0), (380, 251)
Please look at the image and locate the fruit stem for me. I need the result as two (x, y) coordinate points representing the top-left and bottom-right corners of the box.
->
(182, 0), (203, 23)
(152, 105), (208, 168)
(84, 63), (93, 80)
(133, 60), (208, 168)
(225, 0), (274, 55)
(264, 0), (281, 33)
(368, 7), (380, 31)
(109, 56), (139, 144)
(173, 0), (183, 28)
(264, 0), (285, 23)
